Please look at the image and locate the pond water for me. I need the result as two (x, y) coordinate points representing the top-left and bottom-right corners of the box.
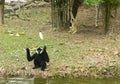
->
(0, 76), (120, 84)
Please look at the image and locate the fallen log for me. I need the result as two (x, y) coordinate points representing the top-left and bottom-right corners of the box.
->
(4, 0), (34, 14)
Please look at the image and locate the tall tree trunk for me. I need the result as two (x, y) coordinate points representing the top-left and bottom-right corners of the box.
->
(0, 0), (4, 25)
(102, 2), (116, 35)
(51, 0), (70, 29)
(72, 0), (84, 18)
(104, 3), (111, 34)
(51, 0), (84, 29)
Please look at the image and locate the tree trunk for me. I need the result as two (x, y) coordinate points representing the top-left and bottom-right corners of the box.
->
(51, 0), (71, 29)
(72, 0), (84, 18)
(0, 0), (4, 25)
(51, 0), (84, 29)
(101, 2), (115, 35)
(104, 3), (111, 34)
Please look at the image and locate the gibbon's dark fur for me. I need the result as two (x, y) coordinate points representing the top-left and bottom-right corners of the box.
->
(26, 45), (49, 71)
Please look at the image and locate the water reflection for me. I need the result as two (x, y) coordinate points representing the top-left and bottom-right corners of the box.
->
(0, 76), (6, 84)
(0, 76), (120, 84)
(35, 78), (120, 84)
(7, 77), (34, 84)
(0, 76), (34, 84)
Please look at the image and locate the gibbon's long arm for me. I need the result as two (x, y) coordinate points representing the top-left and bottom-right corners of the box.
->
(45, 50), (49, 62)
(26, 48), (36, 61)
(41, 45), (49, 62)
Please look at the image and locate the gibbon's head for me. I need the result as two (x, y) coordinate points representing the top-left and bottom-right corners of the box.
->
(36, 48), (42, 54)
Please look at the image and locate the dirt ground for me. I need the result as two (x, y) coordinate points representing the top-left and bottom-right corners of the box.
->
(75, 6), (120, 36)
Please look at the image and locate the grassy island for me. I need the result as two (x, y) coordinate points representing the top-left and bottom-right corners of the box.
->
(0, 6), (120, 78)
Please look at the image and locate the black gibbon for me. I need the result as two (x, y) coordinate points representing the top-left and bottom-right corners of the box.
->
(26, 45), (49, 71)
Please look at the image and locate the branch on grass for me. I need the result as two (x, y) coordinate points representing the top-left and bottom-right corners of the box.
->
(4, 0), (34, 14)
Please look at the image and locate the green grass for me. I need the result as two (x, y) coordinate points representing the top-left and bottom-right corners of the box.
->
(0, 6), (120, 78)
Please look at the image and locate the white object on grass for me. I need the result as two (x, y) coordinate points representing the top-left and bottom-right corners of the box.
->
(39, 32), (43, 40)
(16, 33), (20, 36)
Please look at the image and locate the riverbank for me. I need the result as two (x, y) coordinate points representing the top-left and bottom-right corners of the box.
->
(0, 6), (120, 79)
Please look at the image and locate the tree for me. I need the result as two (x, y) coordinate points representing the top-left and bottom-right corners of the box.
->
(102, 0), (120, 34)
(51, 0), (70, 29)
(51, 0), (83, 29)
(51, 0), (120, 34)
(84, 0), (120, 34)
(0, 0), (4, 25)
(72, 0), (84, 18)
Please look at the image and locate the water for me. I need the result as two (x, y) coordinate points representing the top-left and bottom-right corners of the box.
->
(0, 77), (34, 84)
(0, 76), (120, 84)
(35, 78), (120, 84)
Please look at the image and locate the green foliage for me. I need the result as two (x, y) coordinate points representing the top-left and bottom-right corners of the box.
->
(105, 0), (120, 7)
(84, 0), (120, 6)
(106, 0), (120, 4)
(84, 0), (103, 6)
